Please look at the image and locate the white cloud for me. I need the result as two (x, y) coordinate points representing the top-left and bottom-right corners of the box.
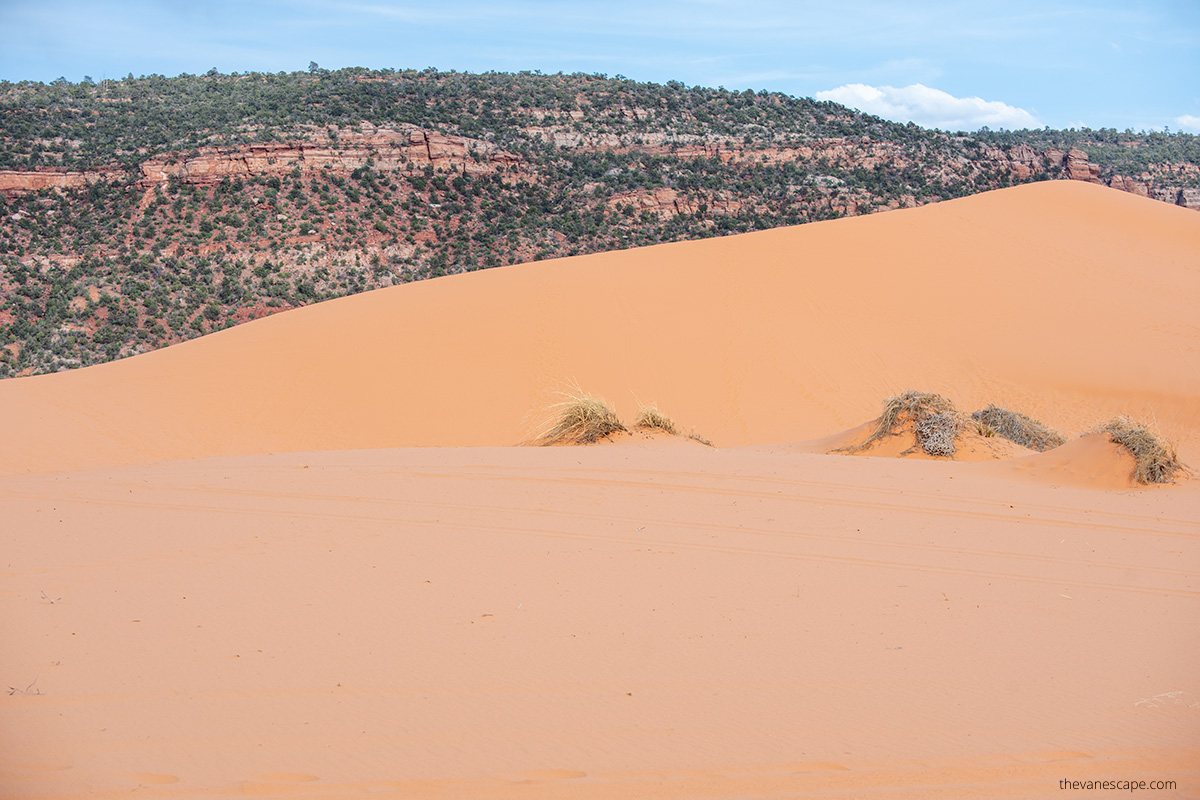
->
(1175, 115), (1200, 133)
(814, 83), (1039, 131)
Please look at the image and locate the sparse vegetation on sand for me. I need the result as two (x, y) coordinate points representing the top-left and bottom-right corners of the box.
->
(842, 390), (961, 457)
(633, 404), (679, 435)
(530, 396), (714, 447)
(970, 405), (1066, 452)
(635, 404), (715, 447)
(535, 390), (627, 445)
(1092, 416), (1184, 484)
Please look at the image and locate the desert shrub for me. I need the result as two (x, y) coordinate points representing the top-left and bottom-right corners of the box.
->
(535, 388), (626, 445)
(633, 404), (678, 435)
(1093, 416), (1184, 484)
(842, 389), (960, 457)
(633, 403), (714, 445)
(916, 411), (961, 456)
(970, 404), (1066, 451)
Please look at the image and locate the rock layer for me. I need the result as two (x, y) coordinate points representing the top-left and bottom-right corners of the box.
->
(1, 125), (1195, 215)
(136, 124), (518, 187)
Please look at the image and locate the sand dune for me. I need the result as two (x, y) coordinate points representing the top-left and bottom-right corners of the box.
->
(3, 447), (1197, 798)
(3, 182), (1200, 799)
(0, 180), (1198, 474)
(978, 432), (1151, 489)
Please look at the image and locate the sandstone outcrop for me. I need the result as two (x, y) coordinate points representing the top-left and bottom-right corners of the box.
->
(983, 145), (1200, 208)
(136, 124), (519, 188)
(606, 187), (742, 218)
(1149, 186), (1200, 210)
(2, 125), (1194, 217)
(0, 125), (518, 198)
(1002, 144), (1041, 179)
(1066, 147), (1102, 182)
(1109, 175), (1149, 197)
(0, 170), (98, 196)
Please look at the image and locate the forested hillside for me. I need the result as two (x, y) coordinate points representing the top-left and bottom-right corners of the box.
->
(1, 67), (1197, 377)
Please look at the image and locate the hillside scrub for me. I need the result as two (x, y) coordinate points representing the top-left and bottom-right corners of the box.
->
(1, 68), (1197, 377)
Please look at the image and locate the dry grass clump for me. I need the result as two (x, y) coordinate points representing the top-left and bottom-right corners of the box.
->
(528, 390), (713, 447)
(633, 404), (679, 435)
(1093, 416), (1184, 484)
(970, 405), (1066, 452)
(633, 403), (715, 446)
(842, 390), (961, 457)
(535, 390), (627, 445)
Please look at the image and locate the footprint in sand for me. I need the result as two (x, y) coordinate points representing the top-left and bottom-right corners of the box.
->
(1133, 690), (1198, 708)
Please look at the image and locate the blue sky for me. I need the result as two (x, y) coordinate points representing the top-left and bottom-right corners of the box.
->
(1, 0), (1197, 133)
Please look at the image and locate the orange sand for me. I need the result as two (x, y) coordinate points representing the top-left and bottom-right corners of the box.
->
(2, 181), (1199, 799)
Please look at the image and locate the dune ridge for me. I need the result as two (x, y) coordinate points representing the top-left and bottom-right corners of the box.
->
(0, 180), (1197, 475)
